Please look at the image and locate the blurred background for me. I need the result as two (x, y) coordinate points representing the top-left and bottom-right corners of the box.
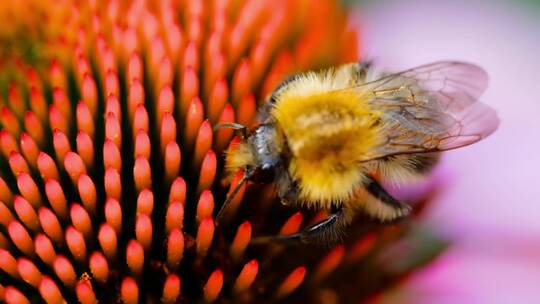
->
(351, 0), (540, 302)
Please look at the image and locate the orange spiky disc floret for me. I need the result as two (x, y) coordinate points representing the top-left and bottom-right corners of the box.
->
(0, 0), (448, 303)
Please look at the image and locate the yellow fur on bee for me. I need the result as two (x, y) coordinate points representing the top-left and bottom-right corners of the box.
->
(271, 68), (382, 206)
(225, 141), (254, 179)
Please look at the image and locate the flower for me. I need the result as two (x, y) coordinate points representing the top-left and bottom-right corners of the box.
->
(0, 0), (447, 303)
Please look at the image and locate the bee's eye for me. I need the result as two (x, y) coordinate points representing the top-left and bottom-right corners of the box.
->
(251, 166), (276, 183)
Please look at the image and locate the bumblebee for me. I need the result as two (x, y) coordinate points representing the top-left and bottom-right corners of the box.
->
(216, 61), (499, 243)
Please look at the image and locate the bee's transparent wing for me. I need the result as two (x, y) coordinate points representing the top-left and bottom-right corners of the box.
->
(354, 61), (499, 160)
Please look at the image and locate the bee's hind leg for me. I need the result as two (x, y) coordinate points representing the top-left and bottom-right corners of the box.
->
(252, 207), (352, 246)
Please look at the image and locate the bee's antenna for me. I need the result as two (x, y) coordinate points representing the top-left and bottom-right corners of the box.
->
(215, 169), (253, 225)
(213, 123), (248, 139)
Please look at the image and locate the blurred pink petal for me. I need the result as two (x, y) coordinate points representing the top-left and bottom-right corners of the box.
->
(357, 0), (540, 302)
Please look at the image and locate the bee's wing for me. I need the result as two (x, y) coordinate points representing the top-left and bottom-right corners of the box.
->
(350, 61), (499, 161)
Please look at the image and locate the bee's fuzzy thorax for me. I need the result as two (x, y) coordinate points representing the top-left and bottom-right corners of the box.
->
(271, 67), (382, 208)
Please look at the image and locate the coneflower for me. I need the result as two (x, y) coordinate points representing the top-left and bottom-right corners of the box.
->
(0, 0), (447, 303)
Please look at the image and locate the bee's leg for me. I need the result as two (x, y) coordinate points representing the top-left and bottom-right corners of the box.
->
(215, 169), (254, 224)
(363, 176), (411, 221)
(353, 61), (373, 80)
(252, 207), (351, 245)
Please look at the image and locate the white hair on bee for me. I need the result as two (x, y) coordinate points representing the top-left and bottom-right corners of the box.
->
(373, 154), (440, 186)
(359, 192), (411, 221)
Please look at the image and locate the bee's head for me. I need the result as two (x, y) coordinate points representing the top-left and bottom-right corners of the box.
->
(223, 123), (283, 184)
(215, 123), (284, 224)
